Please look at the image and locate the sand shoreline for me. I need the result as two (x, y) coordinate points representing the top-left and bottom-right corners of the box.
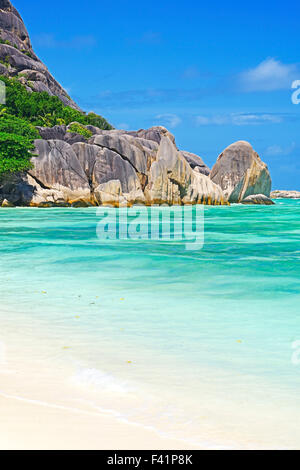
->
(0, 390), (200, 450)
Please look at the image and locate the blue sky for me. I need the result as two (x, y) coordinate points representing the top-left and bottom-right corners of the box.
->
(14, 0), (300, 189)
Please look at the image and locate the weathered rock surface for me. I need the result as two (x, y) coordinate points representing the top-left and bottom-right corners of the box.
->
(29, 139), (91, 204)
(210, 141), (271, 203)
(0, 125), (228, 207)
(241, 194), (275, 205)
(270, 190), (300, 199)
(0, 0), (80, 109)
(180, 151), (211, 176)
(0, 121), (274, 207)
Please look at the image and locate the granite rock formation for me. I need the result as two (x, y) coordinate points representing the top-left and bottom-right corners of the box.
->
(210, 141), (272, 203)
(0, 126), (226, 207)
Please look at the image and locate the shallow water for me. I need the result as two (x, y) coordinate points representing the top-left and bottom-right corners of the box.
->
(0, 200), (300, 448)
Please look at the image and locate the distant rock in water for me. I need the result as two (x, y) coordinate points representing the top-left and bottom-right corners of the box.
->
(241, 194), (275, 205)
(271, 190), (300, 199)
(209, 141), (271, 203)
(0, 0), (79, 109)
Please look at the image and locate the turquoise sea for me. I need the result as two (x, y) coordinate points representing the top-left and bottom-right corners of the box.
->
(0, 200), (300, 448)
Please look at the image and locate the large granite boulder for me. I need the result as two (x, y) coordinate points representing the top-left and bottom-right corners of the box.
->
(72, 142), (144, 205)
(29, 140), (91, 204)
(210, 141), (271, 203)
(145, 136), (224, 205)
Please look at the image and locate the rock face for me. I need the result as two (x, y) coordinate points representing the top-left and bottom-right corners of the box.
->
(271, 190), (300, 199)
(210, 141), (272, 203)
(0, 0), (79, 109)
(0, 126), (226, 207)
(180, 151), (210, 176)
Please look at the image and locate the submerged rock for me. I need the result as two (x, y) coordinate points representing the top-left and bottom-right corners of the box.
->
(210, 141), (272, 203)
(241, 194), (275, 205)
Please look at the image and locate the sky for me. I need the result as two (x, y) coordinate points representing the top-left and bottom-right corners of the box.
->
(13, 0), (300, 189)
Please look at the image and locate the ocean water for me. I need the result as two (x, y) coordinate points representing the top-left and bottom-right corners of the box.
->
(0, 200), (300, 449)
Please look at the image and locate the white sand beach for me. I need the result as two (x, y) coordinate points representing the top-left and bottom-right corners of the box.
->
(0, 389), (198, 450)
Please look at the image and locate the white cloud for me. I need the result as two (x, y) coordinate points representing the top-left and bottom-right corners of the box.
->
(265, 142), (296, 156)
(155, 113), (182, 128)
(195, 113), (283, 126)
(238, 58), (299, 92)
(34, 34), (97, 50)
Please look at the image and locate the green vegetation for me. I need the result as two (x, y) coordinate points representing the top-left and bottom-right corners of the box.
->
(0, 132), (35, 176)
(0, 114), (39, 140)
(67, 122), (92, 139)
(0, 39), (12, 46)
(0, 75), (112, 129)
(0, 114), (39, 176)
(0, 75), (112, 177)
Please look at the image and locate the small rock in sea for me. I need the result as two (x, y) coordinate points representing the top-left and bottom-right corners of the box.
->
(241, 194), (275, 205)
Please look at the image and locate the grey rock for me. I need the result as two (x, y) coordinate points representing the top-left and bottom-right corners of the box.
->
(210, 141), (271, 203)
(0, 62), (9, 75)
(64, 132), (87, 145)
(30, 140), (90, 202)
(241, 194), (275, 205)
(270, 190), (300, 199)
(89, 134), (150, 175)
(72, 142), (141, 195)
(180, 151), (211, 176)
(128, 126), (176, 146)
(36, 125), (67, 141)
(145, 136), (225, 205)
(0, 172), (36, 205)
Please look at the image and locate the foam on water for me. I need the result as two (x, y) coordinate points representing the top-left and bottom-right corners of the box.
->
(71, 366), (135, 393)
